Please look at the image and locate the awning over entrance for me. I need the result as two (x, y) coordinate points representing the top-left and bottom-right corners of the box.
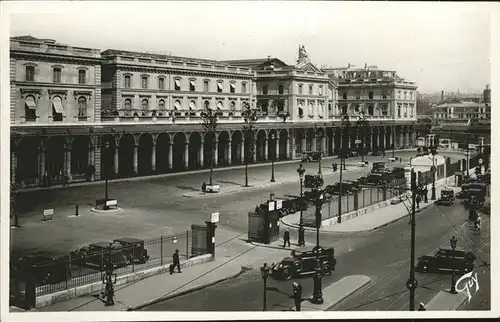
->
(52, 97), (64, 113)
(190, 80), (196, 87)
(175, 80), (181, 88)
(217, 83), (223, 90)
(24, 96), (37, 110)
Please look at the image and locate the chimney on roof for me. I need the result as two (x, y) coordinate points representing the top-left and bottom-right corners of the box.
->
(441, 90), (444, 101)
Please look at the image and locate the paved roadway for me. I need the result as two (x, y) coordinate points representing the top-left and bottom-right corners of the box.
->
(11, 151), (466, 255)
(141, 197), (490, 311)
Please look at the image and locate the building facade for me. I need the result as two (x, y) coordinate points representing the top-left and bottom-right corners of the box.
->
(431, 101), (490, 123)
(10, 38), (418, 188)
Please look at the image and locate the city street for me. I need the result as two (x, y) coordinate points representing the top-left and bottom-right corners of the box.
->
(141, 193), (490, 311)
(11, 150), (466, 254)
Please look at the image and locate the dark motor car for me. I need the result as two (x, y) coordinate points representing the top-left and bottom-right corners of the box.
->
(437, 188), (455, 205)
(390, 167), (406, 179)
(416, 246), (476, 274)
(73, 242), (129, 270)
(271, 246), (337, 280)
(371, 161), (386, 174)
(12, 251), (71, 285)
(113, 238), (150, 264)
(301, 151), (322, 162)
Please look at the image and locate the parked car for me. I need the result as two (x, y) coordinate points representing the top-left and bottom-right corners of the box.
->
(13, 251), (71, 286)
(371, 150), (383, 156)
(437, 188), (455, 205)
(416, 246), (476, 274)
(271, 246), (337, 280)
(390, 167), (406, 179)
(476, 173), (490, 184)
(113, 238), (150, 264)
(371, 161), (386, 174)
(73, 242), (129, 270)
(301, 151), (322, 162)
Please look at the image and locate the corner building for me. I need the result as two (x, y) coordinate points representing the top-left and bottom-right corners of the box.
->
(10, 38), (418, 188)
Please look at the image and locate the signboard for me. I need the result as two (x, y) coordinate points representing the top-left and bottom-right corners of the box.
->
(268, 201), (275, 211)
(106, 199), (118, 207)
(210, 212), (219, 223)
(42, 209), (54, 221)
(276, 200), (283, 210)
(355, 139), (362, 144)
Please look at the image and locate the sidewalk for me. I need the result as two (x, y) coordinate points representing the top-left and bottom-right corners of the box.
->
(281, 172), (471, 233)
(425, 290), (468, 310)
(183, 165), (363, 198)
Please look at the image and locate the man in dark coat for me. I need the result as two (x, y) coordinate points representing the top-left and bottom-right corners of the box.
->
(292, 282), (302, 311)
(416, 194), (421, 209)
(423, 186), (428, 203)
(283, 229), (291, 248)
(170, 249), (181, 274)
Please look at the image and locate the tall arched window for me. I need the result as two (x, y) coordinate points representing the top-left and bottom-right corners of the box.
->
(124, 98), (132, 109)
(204, 100), (210, 110)
(278, 85), (284, 95)
(78, 97), (87, 116)
(158, 99), (165, 109)
(142, 99), (149, 110)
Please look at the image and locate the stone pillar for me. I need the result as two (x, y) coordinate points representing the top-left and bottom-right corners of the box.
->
(330, 134), (335, 156)
(151, 143), (156, 172)
(214, 140), (218, 166)
(168, 143), (173, 169)
(114, 145), (119, 175)
(228, 139), (232, 165)
(184, 142), (189, 168)
(412, 131), (416, 147)
(264, 138), (269, 160)
(371, 128), (376, 151)
(301, 137), (306, 153)
(133, 145), (138, 174)
(66, 148), (72, 179)
(199, 140), (204, 167)
(240, 140), (245, 164)
(382, 131), (386, 150)
(312, 137), (317, 152)
(290, 135), (294, 159)
(275, 136), (280, 160)
(390, 128), (394, 148)
(11, 149), (17, 184)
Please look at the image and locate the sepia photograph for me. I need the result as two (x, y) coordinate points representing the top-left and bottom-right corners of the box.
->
(1, 1), (497, 321)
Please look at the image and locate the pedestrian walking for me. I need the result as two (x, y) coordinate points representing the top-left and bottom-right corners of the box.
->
(201, 181), (207, 194)
(292, 281), (302, 311)
(283, 229), (291, 247)
(475, 216), (482, 231)
(418, 302), (426, 311)
(423, 186), (428, 203)
(416, 194), (421, 209)
(170, 249), (181, 274)
(43, 170), (48, 187)
(298, 226), (305, 247)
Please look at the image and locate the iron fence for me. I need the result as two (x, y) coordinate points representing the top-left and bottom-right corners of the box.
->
(11, 231), (203, 298)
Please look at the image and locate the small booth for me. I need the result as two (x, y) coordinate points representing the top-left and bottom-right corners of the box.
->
(454, 171), (464, 187)
(247, 194), (282, 244)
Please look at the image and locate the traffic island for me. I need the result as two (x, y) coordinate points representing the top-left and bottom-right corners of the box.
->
(90, 199), (122, 214)
(288, 275), (371, 311)
(424, 290), (468, 310)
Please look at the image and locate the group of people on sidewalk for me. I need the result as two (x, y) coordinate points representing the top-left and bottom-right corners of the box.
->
(41, 169), (70, 187)
(415, 184), (429, 209)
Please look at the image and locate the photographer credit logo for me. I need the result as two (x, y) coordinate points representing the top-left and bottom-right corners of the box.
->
(455, 271), (479, 303)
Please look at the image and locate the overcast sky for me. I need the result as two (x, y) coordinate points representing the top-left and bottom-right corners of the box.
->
(5, 1), (494, 93)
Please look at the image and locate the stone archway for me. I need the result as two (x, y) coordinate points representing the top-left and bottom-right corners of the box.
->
(16, 137), (39, 184)
(119, 134), (135, 176)
(189, 132), (202, 169)
(71, 136), (89, 178)
(138, 133), (153, 175)
(279, 129), (288, 160)
(295, 128), (305, 157)
(315, 127), (325, 153)
(306, 128), (315, 152)
(334, 127), (342, 155)
(267, 129), (278, 161)
(156, 133), (170, 173)
(386, 126), (392, 151)
(172, 132), (186, 171)
(100, 135), (116, 179)
(218, 131), (230, 166)
(203, 132), (216, 169)
(46, 136), (65, 184)
(379, 126), (385, 151)
(231, 130), (243, 164)
(256, 129), (267, 161)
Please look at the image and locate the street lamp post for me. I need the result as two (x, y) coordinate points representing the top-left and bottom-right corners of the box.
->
(338, 114), (350, 224)
(103, 141), (110, 210)
(430, 152), (436, 201)
(270, 133), (275, 182)
(242, 104), (258, 187)
(297, 163), (306, 246)
(260, 262), (271, 311)
(450, 236), (458, 294)
(314, 124), (323, 175)
(310, 192), (324, 304)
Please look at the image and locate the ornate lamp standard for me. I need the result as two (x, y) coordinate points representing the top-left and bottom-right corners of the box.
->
(356, 110), (369, 163)
(429, 146), (437, 200)
(270, 133), (276, 182)
(314, 124), (323, 175)
(260, 262), (271, 311)
(297, 163), (306, 246)
(242, 104), (258, 187)
(450, 236), (458, 294)
(103, 141), (111, 210)
(201, 107), (221, 186)
(310, 191), (325, 304)
(338, 113), (350, 223)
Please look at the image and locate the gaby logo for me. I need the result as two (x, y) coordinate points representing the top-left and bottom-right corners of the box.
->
(455, 271), (479, 303)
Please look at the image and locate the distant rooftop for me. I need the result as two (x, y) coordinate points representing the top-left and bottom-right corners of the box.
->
(11, 35), (56, 44)
(101, 48), (223, 65)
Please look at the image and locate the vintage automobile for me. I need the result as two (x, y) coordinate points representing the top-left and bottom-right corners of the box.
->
(371, 150), (383, 156)
(371, 161), (386, 174)
(325, 182), (358, 195)
(416, 246), (476, 274)
(72, 242), (129, 270)
(13, 251), (71, 285)
(113, 238), (150, 264)
(390, 167), (406, 180)
(437, 188), (455, 205)
(271, 246), (337, 280)
(301, 151), (322, 163)
(476, 172), (490, 184)
(457, 182), (487, 200)
(366, 173), (392, 185)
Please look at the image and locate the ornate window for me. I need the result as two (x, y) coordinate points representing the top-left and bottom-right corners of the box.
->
(230, 101), (236, 111)
(318, 86), (323, 96)
(216, 101), (223, 110)
(262, 84), (268, 95)
(78, 97), (87, 116)
(397, 104), (402, 117)
(241, 82), (247, 93)
(25, 66), (35, 82)
(298, 84), (303, 94)
(342, 92), (347, 99)
(298, 102), (304, 116)
(78, 70), (86, 85)
(204, 80), (209, 92)
(24, 95), (37, 121)
(309, 85), (313, 95)
(217, 81), (223, 93)
(124, 98), (132, 109)
(190, 80), (196, 92)
(381, 104), (388, 116)
(368, 91), (373, 99)
(158, 99), (165, 109)
(230, 83), (236, 93)
(204, 100), (210, 110)
(174, 79), (181, 91)
(174, 100), (181, 110)
(368, 104), (374, 116)
(52, 96), (64, 121)
(53, 67), (62, 83)
(278, 85), (284, 95)
(141, 99), (149, 110)
(141, 76), (149, 89)
(189, 100), (196, 110)
(277, 101), (284, 113)
(124, 75), (132, 88)
(158, 77), (165, 90)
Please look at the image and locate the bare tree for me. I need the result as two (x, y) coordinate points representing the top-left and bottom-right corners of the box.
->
(241, 103), (258, 187)
(201, 107), (221, 186)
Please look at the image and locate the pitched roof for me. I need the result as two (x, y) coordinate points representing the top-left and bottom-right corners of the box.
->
(220, 57), (289, 69)
(10, 35), (56, 43)
(295, 61), (323, 73)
